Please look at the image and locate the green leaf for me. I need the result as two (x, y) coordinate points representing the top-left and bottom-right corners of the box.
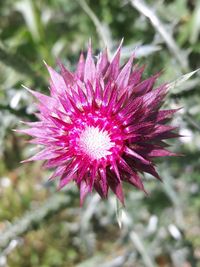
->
(167, 69), (200, 94)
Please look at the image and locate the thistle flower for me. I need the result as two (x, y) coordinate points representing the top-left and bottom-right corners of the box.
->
(20, 41), (179, 204)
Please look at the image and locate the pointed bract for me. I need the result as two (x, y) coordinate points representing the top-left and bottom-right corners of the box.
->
(105, 40), (123, 80)
(58, 60), (74, 86)
(84, 41), (96, 83)
(76, 52), (85, 80)
(116, 53), (134, 97)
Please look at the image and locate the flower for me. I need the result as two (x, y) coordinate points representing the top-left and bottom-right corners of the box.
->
(20, 41), (179, 204)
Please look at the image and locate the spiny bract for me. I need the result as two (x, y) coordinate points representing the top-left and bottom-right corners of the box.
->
(20, 41), (179, 204)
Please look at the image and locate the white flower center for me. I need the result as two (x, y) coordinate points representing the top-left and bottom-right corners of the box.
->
(78, 126), (114, 160)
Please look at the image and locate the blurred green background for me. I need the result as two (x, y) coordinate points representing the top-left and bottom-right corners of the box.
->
(0, 0), (200, 266)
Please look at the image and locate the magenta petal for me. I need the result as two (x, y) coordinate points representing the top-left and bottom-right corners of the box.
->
(49, 166), (67, 180)
(94, 79), (103, 106)
(111, 158), (121, 181)
(96, 48), (109, 75)
(99, 167), (108, 197)
(44, 153), (73, 168)
(58, 160), (79, 189)
(49, 116), (71, 129)
(20, 121), (46, 128)
(132, 72), (161, 96)
(147, 148), (177, 157)
(124, 122), (154, 135)
(112, 91), (128, 114)
(77, 161), (89, 183)
(116, 54), (134, 97)
(80, 180), (91, 206)
(84, 41), (96, 83)
(118, 157), (135, 176)
(94, 180), (108, 199)
(102, 80), (113, 107)
(104, 40), (123, 79)
(128, 173), (145, 192)
(45, 63), (67, 95)
(107, 175), (124, 204)
(21, 148), (61, 162)
(17, 127), (49, 138)
(24, 87), (56, 107)
(124, 146), (150, 165)
(75, 52), (85, 80)
(77, 85), (88, 108)
(85, 81), (94, 106)
(142, 85), (167, 108)
(157, 108), (180, 122)
(134, 161), (161, 181)
(151, 125), (177, 136)
(58, 172), (74, 190)
(90, 163), (97, 190)
(58, 60), (74, 86)
(128, 65), (145, 87)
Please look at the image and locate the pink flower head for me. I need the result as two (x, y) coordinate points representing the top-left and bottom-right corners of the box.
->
(20, 41), (179, 204)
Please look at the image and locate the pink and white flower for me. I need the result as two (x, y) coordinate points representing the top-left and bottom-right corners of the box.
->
(20, 42), (179, 204)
